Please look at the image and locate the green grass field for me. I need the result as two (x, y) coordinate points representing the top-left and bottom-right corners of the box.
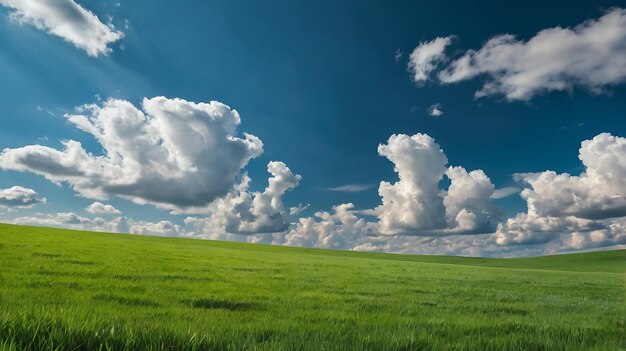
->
(0, 223), (624, 350)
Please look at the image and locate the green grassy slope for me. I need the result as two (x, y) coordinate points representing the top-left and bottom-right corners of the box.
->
(0, 223), (624, 350)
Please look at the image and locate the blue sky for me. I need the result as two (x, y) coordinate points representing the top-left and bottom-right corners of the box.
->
(0, 0), (625, 256)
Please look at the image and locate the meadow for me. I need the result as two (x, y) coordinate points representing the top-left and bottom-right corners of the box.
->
(0, 223), (624, 350)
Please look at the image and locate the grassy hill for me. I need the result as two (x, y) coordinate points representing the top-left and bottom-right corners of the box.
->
(0, 223), (624, 350)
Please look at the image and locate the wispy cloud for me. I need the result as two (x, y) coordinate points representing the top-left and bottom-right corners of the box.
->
(408, 36), (452, 83)
(326, 184), (375, 192)
(290, 203), (310, 216)
(490, 186), (521, 199)
(0, 0), (124, 57)
(394, 49), (404, 63)
(410, 8), (626, 101)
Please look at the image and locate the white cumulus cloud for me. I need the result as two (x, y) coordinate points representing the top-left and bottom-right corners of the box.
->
(408, 36), (452, 83)
(185, 161), (301, 235)
(10, 211), (190, 238)
(0, 97), (263, 213)
(437, 8), (626, 100)
(0, 186), (45, 207)
(0, 0), (124, 57)
(444, 166), (498, 234)
(129, 220), (188, 237)
(376, 133), (448, 234)
(517, 133), (626, 220)
(376, 133), (498, 235)
(283, 203), (377, 249)
(495, 133), (626, 250)
(494, 213), (602, 246)
(85, 201), (121, 215)
(560, 218), (626, 251)
(12, 211), (128, 233)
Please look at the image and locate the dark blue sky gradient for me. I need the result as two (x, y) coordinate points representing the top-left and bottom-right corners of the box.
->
(1, 0), (624, 222)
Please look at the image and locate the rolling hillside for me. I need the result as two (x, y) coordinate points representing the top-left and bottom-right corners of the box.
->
(0, 223), (624, 350)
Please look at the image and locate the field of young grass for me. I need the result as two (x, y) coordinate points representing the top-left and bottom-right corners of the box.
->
(0, 223), (624, 350)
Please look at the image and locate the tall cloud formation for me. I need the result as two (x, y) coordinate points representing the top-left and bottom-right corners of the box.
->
(0, 186), (45, 208)
(185, 161), (301, 235)
(0, 97), (263, 213)
(410, 8), (626, 100)
(282, 132), (500, 253)
(0, 0), (124, 57)
(283, 132), (626, 255)
(376, 134), (448, 233)
(495, 133), (626, 249)
(376, 133), (498, 235)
